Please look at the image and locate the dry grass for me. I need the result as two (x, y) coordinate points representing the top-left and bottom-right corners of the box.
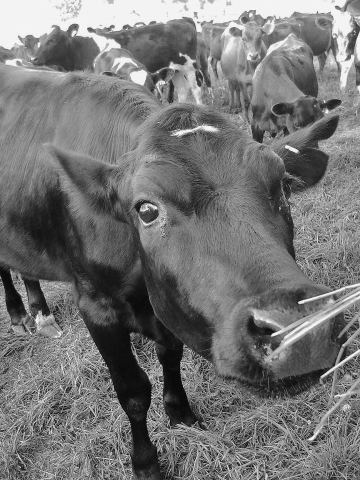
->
(2, 60), (360, 479)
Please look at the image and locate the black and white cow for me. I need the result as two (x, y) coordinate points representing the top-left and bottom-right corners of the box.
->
(88, 18), (203, 103)
(332, 1), (360, 95)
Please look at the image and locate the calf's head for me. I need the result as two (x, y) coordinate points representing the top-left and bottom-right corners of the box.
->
(32, 24), (78, 70)
(272, 96), (342, 133)
(18, 34), (40, 57)
(228, 19), (274, 63)
(48, 105), (343, 389)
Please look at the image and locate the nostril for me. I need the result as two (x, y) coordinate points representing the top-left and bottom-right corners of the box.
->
(248, 310), (283, 337)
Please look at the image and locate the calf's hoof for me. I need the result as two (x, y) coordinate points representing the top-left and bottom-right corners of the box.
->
(164, 394), (199, 427)
(133, 453), (161, 480)
(11, 324), (28, 336)
(35, 313), (62, 338)
(11, 313), (36, 335)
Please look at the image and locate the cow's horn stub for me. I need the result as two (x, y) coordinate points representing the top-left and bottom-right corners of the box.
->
(285, 145), (300, 154)
(171, 125), (219, 137)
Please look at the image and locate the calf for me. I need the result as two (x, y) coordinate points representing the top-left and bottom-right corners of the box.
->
(0, 46), (14, 63)
(220, 19), (274, 118)
(332, 2), (360, 94)
(201, 21), (228, 80)
(94, 44), (175, 100)
(89, 18), (203, 103)
(14, 33), (47, 60)
(251, 34), (341, 142)
(32, 24), (100, 71)
(0, 64), (343, 479)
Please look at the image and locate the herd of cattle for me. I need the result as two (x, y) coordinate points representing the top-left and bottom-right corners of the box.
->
(1, 4), (359, 129)
(0, 2), (359, 479)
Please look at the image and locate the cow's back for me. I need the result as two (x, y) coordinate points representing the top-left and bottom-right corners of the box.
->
(251, 37), (317, 131)
(111, 20), (197, 73)
(279, 41), (317, 95)
(291, 13), (332, 56)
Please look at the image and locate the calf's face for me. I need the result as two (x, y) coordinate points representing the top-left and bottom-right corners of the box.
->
(32, 26), (72, 69)
(49, 106), (343, 390)
(272, 96), (342, 133)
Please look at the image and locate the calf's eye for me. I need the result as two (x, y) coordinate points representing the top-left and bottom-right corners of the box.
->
(137, 202), (159, 225)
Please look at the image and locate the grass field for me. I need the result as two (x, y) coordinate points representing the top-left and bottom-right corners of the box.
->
(1, 60), (360, 480)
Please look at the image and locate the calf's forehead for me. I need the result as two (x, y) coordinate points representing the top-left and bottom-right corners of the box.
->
(243, 23), (263, 41)
(132, 134), (286, 205)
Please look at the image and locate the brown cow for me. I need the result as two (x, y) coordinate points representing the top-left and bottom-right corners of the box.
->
(220, 19), (274, 117)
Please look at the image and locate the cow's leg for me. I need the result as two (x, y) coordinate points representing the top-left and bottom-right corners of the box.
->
(125, 274), (197, 429)
(235, 84), (241, 111)
(240, 83), (251, 123)
(355, 63), (360, 108)
(210, 56), (219, 80)
(340, 57), (354, 92)
(0, 268), (34, 335)
(228, 80), (235, 111)
(155, 341), (198, 427)
(23, 278), (62, 338)
(187, 66), (203, 105)
(74, 282), (160, 480)
(167, 80), (175, 103)
(318, 52), (327, 73)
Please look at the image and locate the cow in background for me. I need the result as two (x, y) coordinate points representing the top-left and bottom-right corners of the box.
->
(292, 12), (339, 72)
(332, 1), (360, 95)
(201, 21), (228, 81)
(220, 18), (275, 117)
(88, 18), (203, 104)
(15, 34), (46, 60)
(32, 24), (100, 71)
(264, 13), (337, 72)
(94, 44), (175, 100)
(0, 46), (14, 63)
(251, 34), (341, 142)
(196, 32), (212, 94)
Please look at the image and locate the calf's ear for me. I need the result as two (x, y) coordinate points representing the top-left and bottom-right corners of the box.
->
(44, 144), (127, 220)
(229, 26), (243, 36)
(320, 98), (342, 111)
(262, 18), (275, 35)
(278, 147), (328, 190)
(272, 102), (293, 116)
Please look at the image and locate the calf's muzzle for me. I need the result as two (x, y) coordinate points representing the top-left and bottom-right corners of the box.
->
(212, 286), (345, 386)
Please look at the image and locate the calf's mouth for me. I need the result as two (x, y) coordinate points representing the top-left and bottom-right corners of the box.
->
(212, 288), (345, 393)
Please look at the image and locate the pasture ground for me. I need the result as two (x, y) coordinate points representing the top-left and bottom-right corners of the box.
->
(1, 61), (360, 480)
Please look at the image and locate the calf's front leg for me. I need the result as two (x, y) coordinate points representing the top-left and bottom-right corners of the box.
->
(74, 282), (161, 480)
(156, 340), (198, 427)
